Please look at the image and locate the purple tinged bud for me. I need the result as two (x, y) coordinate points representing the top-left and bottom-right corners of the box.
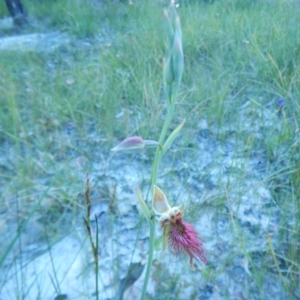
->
(111, 136), (160, 152)
(111, 136), (145, 152)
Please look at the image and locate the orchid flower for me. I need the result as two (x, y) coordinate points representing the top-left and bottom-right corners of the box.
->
(153, 185), (207, 269)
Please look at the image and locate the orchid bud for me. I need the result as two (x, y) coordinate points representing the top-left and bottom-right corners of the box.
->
(164, 8), (174, 49)
(164, 55), (174, 85)
(172, 30), (184, 87)
(111, 136), (159, 152)
(163, 2), (184, 104)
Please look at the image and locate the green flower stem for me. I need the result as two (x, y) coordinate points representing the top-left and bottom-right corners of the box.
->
(140, 220), (155, 300)
(141, 101), (176, 300)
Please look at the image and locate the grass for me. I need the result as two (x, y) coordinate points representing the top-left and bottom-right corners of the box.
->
(0, 0), (299, 299)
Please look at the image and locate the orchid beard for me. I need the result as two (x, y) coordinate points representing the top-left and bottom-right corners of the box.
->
(161, 210), (207, 268)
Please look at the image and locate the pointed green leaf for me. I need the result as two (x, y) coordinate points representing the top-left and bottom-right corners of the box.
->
(162, 119), (185, 155)
(136, 185), (151, 222)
